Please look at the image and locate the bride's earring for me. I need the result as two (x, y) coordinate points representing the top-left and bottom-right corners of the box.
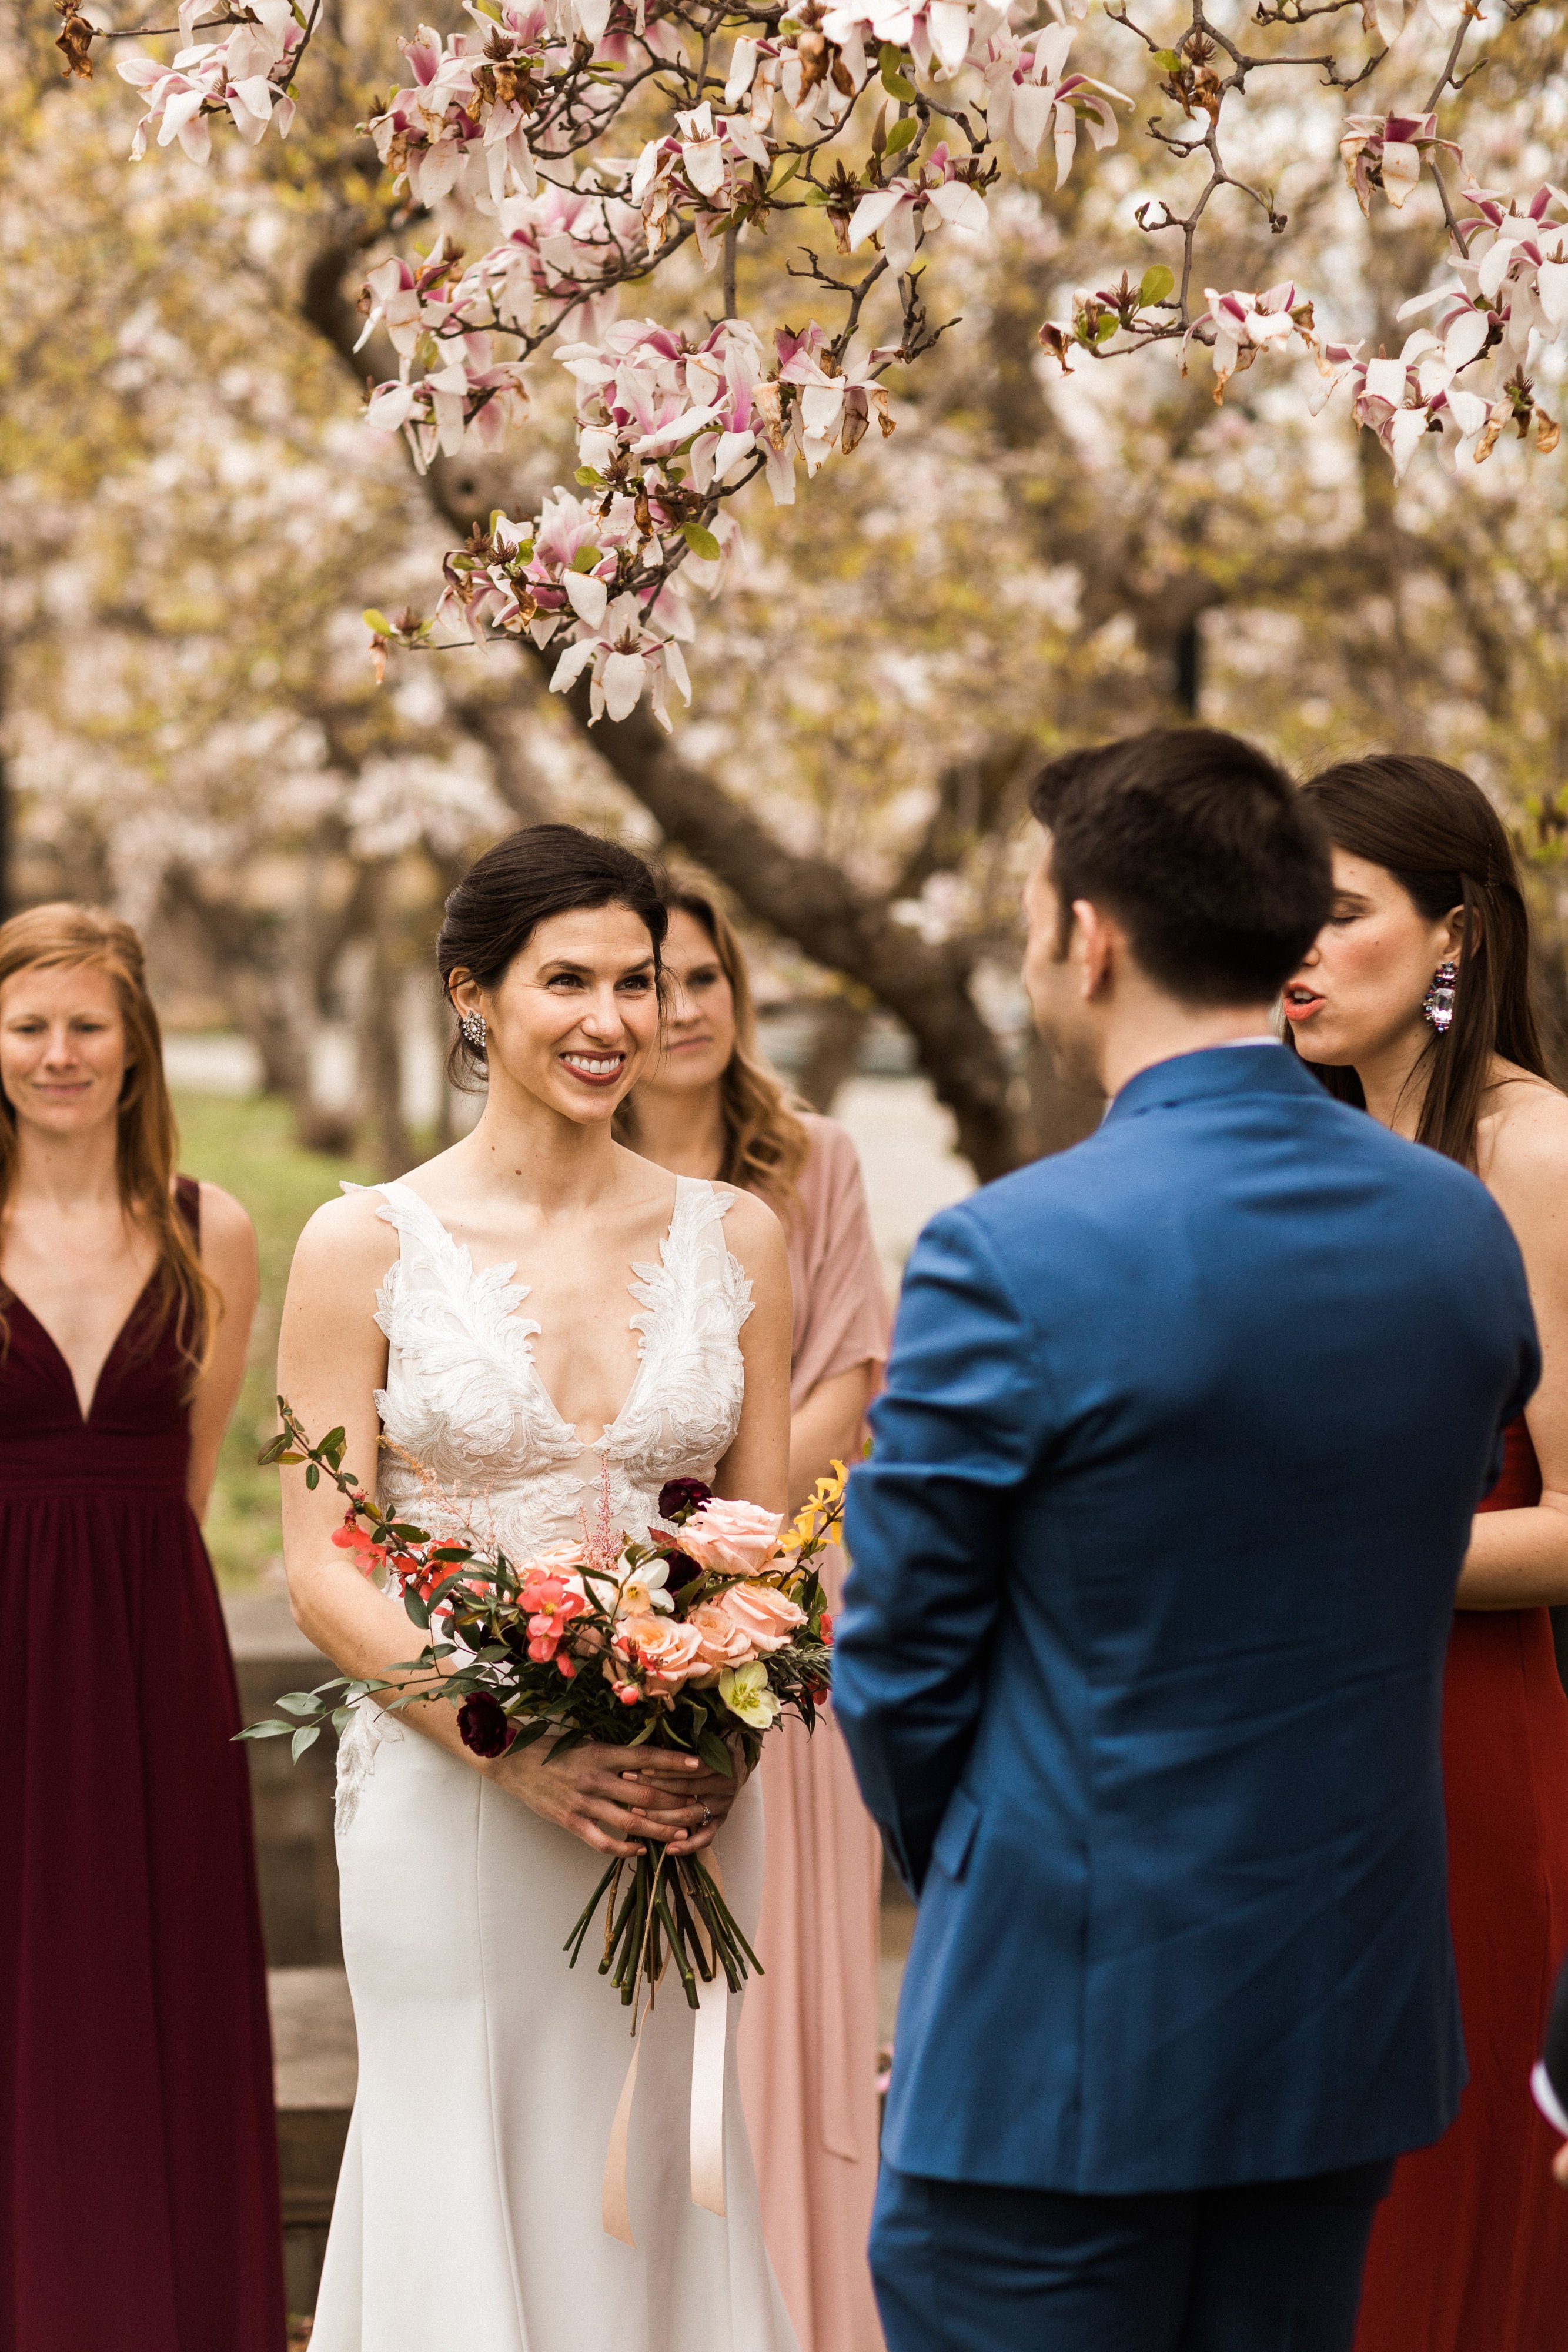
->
(460, 1012), (487, 1051)
(1422, 961), (1458, 1034)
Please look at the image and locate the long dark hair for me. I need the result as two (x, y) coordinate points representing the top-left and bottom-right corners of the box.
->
(1296, 756), (1546, 1170)
(616, 871), (811, 1214)
(437, 823), (668, 1088)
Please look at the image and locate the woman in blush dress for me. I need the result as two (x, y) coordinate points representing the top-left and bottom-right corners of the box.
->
(620, 876), (888, 2352)
(287, 826), (796, 2352)
(0, 904), (278, 2352)
(1285, 756), (1568, 2352)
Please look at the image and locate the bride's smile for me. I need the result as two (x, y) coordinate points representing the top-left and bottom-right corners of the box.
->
(451, 902), (663, 1125)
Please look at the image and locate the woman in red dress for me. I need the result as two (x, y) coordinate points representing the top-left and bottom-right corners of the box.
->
(1285, 756), (1568, 2351)
(0, 904), (283, 2352)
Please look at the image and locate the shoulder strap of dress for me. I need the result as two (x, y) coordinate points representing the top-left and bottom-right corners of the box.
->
(340, 1178), (456, 1264)
(174, 1172), (200, 1242)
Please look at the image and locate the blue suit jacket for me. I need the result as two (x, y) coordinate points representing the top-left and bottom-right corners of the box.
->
(836, 1045), (1539, 2196)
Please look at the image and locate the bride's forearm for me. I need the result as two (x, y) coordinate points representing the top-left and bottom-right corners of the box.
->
(285, 1552), (476, 1763)
(1456, 1496), (1568, 1609)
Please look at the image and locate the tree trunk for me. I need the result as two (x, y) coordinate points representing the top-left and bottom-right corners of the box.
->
(794, 996), (870, 1114)
(358, 890), (414, 1176)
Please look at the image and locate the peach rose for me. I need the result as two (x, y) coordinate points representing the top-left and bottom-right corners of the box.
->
(680, 1498), (785, 1579)
(687, 1599), (757, 1673)
(612, 1611), (706, 1699)
(717, 1581), (807, 1655)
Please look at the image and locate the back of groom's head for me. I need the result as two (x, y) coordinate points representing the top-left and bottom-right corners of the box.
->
(1029, 727), (1333, 1009)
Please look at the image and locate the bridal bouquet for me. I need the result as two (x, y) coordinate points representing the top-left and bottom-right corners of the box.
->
(245, 1403), (841, 2020)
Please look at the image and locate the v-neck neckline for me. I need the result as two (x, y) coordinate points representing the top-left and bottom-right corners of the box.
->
(7, 1271), (158, 1426)
(380, 1177), (694, 1452)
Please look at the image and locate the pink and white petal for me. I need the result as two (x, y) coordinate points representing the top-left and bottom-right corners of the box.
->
(1442, 306), (1491, 369)
(724, 36), (760, 106)
(600, 649), (648, 723)
(1052, 102), (1077, 189)
(848, 187), (905, 249)
(928, 179), (988, 233)
(713, 428), (756, 481)
(550, 636), (603, 694)
(927, 1), (972, 74)
(1362, 355), (1408, 405)
(563, 571), (610, 627)
(1379, 140), (1421, 208)
(763, 437), (797, 505)
(881, 193), (922, 273)
(1388, 403), (1430, 479)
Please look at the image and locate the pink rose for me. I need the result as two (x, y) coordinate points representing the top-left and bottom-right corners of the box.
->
(687, 1599), (757, 1673)
(717, 1581), (807, 1655)
(611, 1611), (706, 1699)
(681, 1498), (785, 1579)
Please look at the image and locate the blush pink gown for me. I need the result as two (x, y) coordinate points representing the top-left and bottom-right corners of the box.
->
(738, 1114), (890, 2352)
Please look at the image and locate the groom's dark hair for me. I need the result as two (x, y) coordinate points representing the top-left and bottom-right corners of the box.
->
(1029, 727), (1332, 1008)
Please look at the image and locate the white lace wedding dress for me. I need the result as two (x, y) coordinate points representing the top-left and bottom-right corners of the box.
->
(310, 1176), (798, 2352)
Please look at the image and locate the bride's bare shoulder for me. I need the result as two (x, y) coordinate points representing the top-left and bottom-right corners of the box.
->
(288, 1181), (402, 1289)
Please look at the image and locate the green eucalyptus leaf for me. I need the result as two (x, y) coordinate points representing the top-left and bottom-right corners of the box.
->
(275, 1692), (318, 1718)
(235, 1720), (293, 1742)
(291, 1725), (322, 1762)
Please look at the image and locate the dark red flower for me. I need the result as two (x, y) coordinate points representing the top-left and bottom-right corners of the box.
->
(658, 1547), (703, 1596)
(657, 1476), (711, 1524)
(457, 1692), (514, 1758)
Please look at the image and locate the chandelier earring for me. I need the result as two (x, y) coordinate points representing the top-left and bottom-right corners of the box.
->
(1422, 961), (1458, 1035)
(460, 1011), (487, 1051)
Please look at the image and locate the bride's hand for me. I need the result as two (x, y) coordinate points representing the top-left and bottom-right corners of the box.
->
(486, 1738), (747, 1857)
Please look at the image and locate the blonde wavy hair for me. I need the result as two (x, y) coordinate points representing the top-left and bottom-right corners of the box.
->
(0, 904), (217, 1390)
(618, 873), (811, 1217)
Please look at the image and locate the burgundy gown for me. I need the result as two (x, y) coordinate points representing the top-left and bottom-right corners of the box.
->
(1354, 1416), (1568, 2352)
(0, 1180), (284, 2352)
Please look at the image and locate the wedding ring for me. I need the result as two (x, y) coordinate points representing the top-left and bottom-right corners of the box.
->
(700, 1803), (713, 1826)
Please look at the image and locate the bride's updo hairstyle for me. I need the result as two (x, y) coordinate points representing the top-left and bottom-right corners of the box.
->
(438, 822), (669, 1088)
(1297, 755), (1546, 1171)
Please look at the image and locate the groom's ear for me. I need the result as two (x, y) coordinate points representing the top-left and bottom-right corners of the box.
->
(1073, 899), (1119, 1001)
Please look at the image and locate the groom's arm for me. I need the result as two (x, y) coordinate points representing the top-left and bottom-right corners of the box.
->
(834, 1200), (1052, 1895)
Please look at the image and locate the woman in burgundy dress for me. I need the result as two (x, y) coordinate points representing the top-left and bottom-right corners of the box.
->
(1285, 757), (1568, 2352)
(620, 877), (889, 2352)
(0, 904), (282, 2352)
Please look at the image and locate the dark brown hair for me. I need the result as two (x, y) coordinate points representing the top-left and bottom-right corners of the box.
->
(1296, 755), (1546, 1171)
(437, 823), (668, 1088)
(0, 903), (217, 1389)
(616, 873), (811, 1214)
(1030, 727), (1332, 1007)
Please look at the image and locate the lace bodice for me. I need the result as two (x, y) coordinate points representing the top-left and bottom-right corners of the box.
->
(358, 1175), (753, 1565)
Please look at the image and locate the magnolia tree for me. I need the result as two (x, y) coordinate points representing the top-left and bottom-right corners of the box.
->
(53, 0), (1568, 737)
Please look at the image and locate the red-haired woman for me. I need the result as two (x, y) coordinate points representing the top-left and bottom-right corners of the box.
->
(0, 905), (281, 2351)
(1286, 760), (1568, 2352)
(621, 877), (889, 2352)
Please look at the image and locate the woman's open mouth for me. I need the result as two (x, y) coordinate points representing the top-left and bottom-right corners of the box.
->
(1282, 987), (1324, 1024)
(559, 1050), (627, 1087)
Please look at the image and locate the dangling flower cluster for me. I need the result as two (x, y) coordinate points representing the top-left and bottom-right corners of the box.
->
(359, 237), (533, 469)
(979, 23), (1129, 184)
(119, 0), (299, 162)
(1182, 282), (1357, 403)
(1339, 112), (1461, 215)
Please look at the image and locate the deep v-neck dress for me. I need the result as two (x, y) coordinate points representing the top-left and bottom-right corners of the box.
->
(0, 1177), (283, 2352)
(310, 1176), (797, 2352)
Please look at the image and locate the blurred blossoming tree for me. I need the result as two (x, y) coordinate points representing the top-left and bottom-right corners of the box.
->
(5, 0), (1568, 1171)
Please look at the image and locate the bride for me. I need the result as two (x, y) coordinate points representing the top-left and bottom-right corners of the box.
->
(277, 823), (797, 2351)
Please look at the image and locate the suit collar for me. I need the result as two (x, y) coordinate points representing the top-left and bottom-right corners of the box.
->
(1102, 1042), (1322, 1127)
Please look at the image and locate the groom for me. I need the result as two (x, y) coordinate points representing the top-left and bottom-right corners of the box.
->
(835, 728), (1540, 2351)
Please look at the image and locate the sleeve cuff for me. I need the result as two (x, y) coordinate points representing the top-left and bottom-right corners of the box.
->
(1531, 2060), (1568, 2137)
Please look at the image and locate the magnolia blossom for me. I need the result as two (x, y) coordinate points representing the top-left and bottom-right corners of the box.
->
(630, 102), (771, 263)
(980, 24), (1129, 183)
(848, 143), (990, 275)
(549, 594), (693, 728)
(777, 324), (898, 475)
(819, 0), (1009, 82)
(1183, 282), (1356, 402)
(1340, 113), (1460, 215)
(119, 0), (299, 162)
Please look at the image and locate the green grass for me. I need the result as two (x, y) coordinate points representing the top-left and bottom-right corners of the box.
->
(172, 1090), (376, 1592)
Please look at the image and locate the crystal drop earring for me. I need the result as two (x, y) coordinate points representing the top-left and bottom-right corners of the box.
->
(1422, 961), (1458, 1034)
